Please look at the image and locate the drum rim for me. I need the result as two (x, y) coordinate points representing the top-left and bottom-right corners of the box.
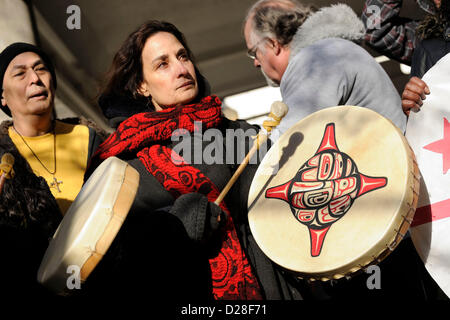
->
(248, 105), (419, 280)
(37, 157), (140, 294)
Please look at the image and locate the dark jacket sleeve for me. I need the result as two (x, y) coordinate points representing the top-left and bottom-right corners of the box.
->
(361, 0), (419, 65)
(411, 39), (450, 78)
(126, 158), (226, 245)
(169, 193), (225, 244)
(411, 41), (433, 78)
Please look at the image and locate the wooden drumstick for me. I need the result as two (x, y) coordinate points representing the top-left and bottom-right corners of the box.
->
(0, 153), (15, 194)
(214, 101), (289, 206)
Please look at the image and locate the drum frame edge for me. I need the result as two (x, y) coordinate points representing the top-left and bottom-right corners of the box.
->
(79, 164), (140, 282)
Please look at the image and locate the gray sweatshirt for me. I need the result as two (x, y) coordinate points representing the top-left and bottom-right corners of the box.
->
(277, 4), (407, 136)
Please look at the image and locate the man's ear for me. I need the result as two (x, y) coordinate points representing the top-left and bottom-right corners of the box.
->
(269, 38), (282, 56)
(1, 92), (6, 107)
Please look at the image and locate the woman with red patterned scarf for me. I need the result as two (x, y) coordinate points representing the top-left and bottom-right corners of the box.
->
(86, 20), (305, 300)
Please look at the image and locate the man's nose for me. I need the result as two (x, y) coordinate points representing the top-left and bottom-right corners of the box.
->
(28, 69), (42, 84)
(253, 58), (261, 68)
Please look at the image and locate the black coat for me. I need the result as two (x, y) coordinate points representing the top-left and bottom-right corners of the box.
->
(411, 37), (450, 78)
(83, 117), (304, 300)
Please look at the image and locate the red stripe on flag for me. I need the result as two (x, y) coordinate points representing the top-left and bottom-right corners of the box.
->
(411, 198), (450, 227)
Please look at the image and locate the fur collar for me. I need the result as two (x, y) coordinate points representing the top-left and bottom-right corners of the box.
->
(290, 4), (365, 60)
(0, 120), (13, 136)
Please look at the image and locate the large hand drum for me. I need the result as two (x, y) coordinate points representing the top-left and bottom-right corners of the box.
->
(248, 106), (419, 281)
(38, 156), (139, 294)
(406, 53), (450, 298)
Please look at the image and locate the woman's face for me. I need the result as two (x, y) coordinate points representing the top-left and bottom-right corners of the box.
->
(139, 32), (198, 110)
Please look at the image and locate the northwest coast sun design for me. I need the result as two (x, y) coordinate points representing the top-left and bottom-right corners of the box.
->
(265, 123), (388, 257)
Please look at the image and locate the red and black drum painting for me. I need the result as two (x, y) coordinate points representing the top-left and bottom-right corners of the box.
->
(265, 123), (387, 257)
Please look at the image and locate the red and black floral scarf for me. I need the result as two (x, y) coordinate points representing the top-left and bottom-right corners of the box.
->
(89, 95), (262, 300)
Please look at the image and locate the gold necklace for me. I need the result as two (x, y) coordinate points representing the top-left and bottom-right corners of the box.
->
(13, 124), (63, 193)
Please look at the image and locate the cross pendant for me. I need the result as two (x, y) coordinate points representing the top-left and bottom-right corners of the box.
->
(50, 176), (63, 193)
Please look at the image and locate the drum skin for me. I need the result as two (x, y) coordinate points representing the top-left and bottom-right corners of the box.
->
(37, 157), (139, 295)
(248, 106), (419, 281)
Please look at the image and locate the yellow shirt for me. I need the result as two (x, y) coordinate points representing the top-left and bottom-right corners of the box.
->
(9, 120), (89, 215)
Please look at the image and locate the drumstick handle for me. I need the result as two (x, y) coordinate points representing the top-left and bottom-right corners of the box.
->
(0, 153), (14, 195)
(0, 173), (6, 194)
(214, 133), (269, 206)
(214, 101), (288, 207)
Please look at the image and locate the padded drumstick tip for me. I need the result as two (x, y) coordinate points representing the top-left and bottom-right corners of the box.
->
(0, 153), (15, 192)
(270, 101), (289, 119)
(1, 153), (14, 167)
(1, 153), (14, 175)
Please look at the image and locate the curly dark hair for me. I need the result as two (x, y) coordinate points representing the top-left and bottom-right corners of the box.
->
(417, 1), (450, 40)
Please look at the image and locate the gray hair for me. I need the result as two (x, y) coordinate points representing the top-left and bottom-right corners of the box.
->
(245, 0), (317, 46)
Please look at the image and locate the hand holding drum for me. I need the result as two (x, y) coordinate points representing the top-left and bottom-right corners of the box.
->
(214, 101), (289, 206)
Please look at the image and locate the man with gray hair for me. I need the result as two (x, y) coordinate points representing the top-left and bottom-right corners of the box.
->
(243, 0), (435, 300)
(243, 0), (407, 136)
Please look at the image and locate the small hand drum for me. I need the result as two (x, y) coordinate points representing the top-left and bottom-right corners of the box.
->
(37, 156), (139, 294)
(248, 106), (419, 281)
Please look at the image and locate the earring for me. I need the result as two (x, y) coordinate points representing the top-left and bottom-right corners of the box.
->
(145, 95), (153, 110)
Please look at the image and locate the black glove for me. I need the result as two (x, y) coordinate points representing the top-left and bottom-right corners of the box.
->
(169, 193), (225, 244)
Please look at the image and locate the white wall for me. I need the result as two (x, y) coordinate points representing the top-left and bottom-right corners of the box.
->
(0, 0), (35, 122)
